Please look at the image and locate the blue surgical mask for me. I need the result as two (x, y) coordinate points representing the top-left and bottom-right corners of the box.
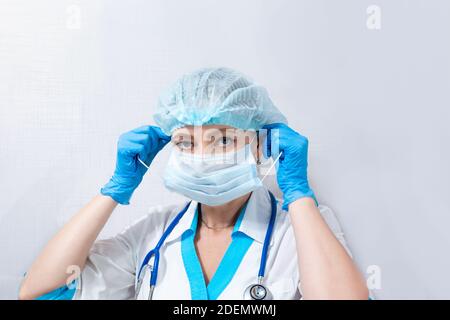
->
(163, 144), (263, 206)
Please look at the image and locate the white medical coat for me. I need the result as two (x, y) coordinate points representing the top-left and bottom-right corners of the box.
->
(73, 187), (351, 300)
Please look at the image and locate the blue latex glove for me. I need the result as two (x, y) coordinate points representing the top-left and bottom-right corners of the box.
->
(263, 123), (317, 210)
(101, 125), (171, 205)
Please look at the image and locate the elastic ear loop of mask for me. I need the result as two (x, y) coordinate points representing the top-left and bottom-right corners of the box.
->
(137, 155), (150, 169)
(260, 151), (283, 183)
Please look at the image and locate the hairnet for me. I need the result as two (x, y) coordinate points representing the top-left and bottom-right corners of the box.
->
(153, 67), (287, 135)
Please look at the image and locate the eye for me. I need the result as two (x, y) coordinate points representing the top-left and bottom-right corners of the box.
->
(175, 140), (193, 151)
(215, 136), (235, 147)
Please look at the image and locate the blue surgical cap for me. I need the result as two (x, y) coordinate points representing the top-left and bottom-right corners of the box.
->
(153, 67), (287, 135)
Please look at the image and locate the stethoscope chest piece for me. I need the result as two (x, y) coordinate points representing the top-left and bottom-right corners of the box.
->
(243, 282), (272, 300)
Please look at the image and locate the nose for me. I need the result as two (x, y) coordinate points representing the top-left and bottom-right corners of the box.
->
(192, 139), (215, 155)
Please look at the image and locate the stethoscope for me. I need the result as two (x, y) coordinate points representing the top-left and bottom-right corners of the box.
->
(135, 190), (278, 300)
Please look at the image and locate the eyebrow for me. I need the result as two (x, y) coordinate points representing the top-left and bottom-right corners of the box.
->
(172, 133), (192, 141)
(203, 128), (236, 139)
(172, 128), (238, 142)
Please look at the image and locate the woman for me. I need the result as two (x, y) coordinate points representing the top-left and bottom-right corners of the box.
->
(19, 67), (368, 300)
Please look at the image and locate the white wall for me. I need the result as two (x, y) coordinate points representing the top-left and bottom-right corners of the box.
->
(1, 0), (449, 299)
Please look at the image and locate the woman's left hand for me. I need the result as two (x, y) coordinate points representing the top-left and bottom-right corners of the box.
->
(263, 123), (316, 210)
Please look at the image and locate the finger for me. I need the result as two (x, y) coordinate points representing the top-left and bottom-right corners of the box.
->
(130, 126), (171, 155)
(125, 132), (153, 145)
(149, 126), (171, 142)
(131, 125), (153, 134)
(131, 129), (170, 159)
(262, 124), (288, 159)
(261, 127), (281, 159)
(270, 127), (283, 160)
(261, 128), (271, 159)
(262, 123), (286, 130)
(132, 125), (171, 142)
(130, 142), (151, 162)
(156, 136), (171, 151)
(119, 141), (146, 158)
(123, 132), (154, 159)
(127, 129), (166, 147)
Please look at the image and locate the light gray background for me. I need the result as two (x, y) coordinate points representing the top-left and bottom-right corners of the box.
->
(1, 0), (449, 299)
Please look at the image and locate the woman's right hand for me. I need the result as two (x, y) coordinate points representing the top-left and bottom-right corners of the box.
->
(101, 125), (171, 205)
(20, 125), (170, 300)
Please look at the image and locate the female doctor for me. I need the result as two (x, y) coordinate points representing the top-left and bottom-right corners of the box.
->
(19, 68), (369, 300)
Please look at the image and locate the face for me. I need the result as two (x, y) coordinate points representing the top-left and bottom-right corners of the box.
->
(171, 125), (260, 159)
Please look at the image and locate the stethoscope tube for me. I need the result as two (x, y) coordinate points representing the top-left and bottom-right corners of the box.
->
(243, 191), (277, 300)
(136, 201), (191, 299)
(136, 192), (277, 300)
(258, 191), (276, 278)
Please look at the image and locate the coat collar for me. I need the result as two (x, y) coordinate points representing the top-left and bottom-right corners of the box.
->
(165, 187), (275, 245)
